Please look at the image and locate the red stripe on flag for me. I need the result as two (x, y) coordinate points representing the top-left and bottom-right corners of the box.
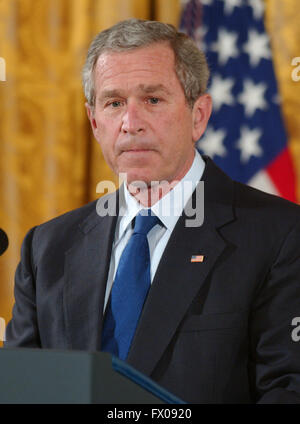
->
(266, 149), (297, 203)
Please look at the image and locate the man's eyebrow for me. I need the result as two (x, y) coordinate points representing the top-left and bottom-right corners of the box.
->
(98, 89), (123, 100)
(138, 84), (171, 95)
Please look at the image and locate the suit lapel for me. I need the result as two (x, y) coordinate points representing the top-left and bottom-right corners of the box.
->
(127, 157), (237, 375)
(63, 193), (118, 350)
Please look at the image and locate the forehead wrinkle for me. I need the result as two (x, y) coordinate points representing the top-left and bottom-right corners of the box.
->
(99, 84), (171, 100)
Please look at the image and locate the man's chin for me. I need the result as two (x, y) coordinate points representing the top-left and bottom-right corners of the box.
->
(118, 170), (157, 187)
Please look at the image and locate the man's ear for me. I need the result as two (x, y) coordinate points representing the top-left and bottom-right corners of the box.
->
(85, 102), (100, 141)
(191, 94), (212, 142)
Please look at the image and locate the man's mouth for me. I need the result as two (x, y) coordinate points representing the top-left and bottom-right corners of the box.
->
(126, 148), (150, 151)
(122, 148), (155, 154)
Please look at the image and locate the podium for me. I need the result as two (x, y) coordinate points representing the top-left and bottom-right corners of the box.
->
(0, 348), (185, 404)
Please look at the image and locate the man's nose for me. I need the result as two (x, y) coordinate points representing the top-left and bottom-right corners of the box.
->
(121, 103), (145, 135)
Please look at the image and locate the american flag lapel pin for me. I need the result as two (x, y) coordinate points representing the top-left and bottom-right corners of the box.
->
(191, 255), (204, 263)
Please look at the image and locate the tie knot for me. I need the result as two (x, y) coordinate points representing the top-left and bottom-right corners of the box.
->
(133, 210), (160, 235)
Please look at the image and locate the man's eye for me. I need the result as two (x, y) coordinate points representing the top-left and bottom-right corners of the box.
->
(107, 100), (122, 108)
(110, 101), (122, 108)
(148, 97), (160, 105)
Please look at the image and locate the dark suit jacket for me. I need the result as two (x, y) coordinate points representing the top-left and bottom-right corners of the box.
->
(5, 156), (300, 403)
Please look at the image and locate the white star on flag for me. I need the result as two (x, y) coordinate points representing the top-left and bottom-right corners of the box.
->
(209, 74), (235, 112)
(236, 126), (263, 163)
(210, 28), (239, 65)
(243, 29), (271, 67)
(198, 126), (227, 159)
(238, 79), (268, 117)
(249, 0), (265, 20)
(220, 0), (243, 15)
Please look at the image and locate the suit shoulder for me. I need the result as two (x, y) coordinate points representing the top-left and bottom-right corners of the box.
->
(32, 189), (118, 241)
(37, 199), (99, 233)
(17, 199), (101, 266)
(234, 180), (300, 224)
(30, 198), (105, 253)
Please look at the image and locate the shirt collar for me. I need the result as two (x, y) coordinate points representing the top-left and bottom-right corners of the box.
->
(117, 149), (205, 240)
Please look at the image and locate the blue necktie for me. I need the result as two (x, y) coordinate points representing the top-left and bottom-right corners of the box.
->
(101, 210), (160, 360)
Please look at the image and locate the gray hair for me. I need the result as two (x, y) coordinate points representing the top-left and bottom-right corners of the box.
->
(82, 18), (210, 109)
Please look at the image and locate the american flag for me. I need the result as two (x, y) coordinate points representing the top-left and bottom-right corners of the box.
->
(191, 255), (205, 262)
(179, 0), (296, 202)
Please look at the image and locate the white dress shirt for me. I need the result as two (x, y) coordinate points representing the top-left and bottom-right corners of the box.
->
(103, 149), (205, 312)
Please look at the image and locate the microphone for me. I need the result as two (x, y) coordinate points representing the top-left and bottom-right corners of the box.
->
(0, 229), (9, 256)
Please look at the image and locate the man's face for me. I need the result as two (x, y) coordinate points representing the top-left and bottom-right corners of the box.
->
(86, 42), (212, 185)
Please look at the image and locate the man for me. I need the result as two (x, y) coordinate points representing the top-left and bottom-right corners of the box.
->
(5, 19), (300, 403)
